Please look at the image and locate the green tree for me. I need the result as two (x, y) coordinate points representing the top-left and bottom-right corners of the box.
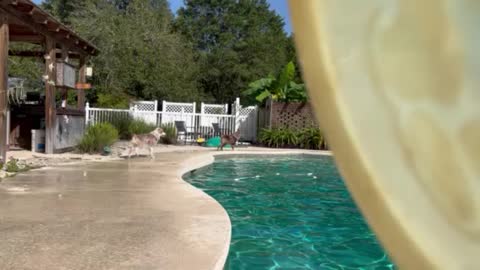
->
(175, 0), (290, 103)
(100, 0), (203, 102)
(42, 0), (78, 24)
(42, 0), (208, 107)
(8, 43), (44, 92)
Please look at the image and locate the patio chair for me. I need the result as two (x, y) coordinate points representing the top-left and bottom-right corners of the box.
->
(212, 123), (221, 137)
(175, 121), (195, 145)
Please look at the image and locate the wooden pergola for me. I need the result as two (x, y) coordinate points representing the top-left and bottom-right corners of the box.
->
(0, 0), (98, 159)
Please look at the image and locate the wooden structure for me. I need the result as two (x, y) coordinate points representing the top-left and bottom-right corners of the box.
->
(0, 0), (97, 158)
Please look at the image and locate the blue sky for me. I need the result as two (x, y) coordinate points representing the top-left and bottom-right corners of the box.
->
(32, 0), (292, 33)
(169, 0), (291, 33)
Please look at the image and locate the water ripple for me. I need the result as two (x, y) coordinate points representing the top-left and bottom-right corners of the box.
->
(185, 155), (396, 270)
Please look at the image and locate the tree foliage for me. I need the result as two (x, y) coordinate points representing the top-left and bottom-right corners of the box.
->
(175, 0), (291, 103)
(7, 0), (299, 107)
(42, 0), (206, 107)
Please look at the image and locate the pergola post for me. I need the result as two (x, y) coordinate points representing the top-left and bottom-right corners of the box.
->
(45, 37), (56, 154)
(77, 55), (87, 110)
(0, 14), (8, 163)
(60, 45), (68, 108)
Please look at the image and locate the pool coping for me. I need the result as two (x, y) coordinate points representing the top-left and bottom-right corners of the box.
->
(178, 149), (332, 270)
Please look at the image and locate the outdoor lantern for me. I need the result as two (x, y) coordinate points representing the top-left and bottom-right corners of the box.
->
(56, 62), (76, 88)
(85, 67), (93, 77)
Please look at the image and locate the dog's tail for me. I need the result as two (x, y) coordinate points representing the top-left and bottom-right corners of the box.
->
(131, 134), (139, 145)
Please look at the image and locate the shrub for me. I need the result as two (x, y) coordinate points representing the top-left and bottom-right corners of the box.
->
(277, 128), (298, 147)
(111, 116), (133, 140)
(259, 128), (275, 147)
(5, 159), (20, 173)
(160, 123), (177, 144)
(299, 127), (326, 150)
(259, 128), (298, 148)
(259, 127), (327, 150)
(128, 119), (156, 137)
(78, 123), (119, 153)
(111, 118), (157, 140)
(4, 158), (31, 173)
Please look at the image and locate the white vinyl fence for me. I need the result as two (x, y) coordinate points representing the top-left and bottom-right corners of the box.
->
(162, 101), (196, 128)
(85, 98), (258, 142)
(200, 102), (228, 128)
(233, 98), (258, 142)
(129, 100), (157, 124)
(85, 102), (237, 142)
(85, 104), (131, 125)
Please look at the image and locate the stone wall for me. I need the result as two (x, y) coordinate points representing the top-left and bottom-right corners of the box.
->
(265, 99), (318, 129)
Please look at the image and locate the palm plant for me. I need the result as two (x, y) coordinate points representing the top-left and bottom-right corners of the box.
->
(243, 61), (307, 105)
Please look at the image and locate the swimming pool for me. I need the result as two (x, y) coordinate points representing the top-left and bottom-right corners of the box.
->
(185, 155), (396, 270)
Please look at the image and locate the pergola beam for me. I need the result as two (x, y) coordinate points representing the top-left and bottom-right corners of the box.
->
(8, 49), (81, 59)
(12, 1), (34, 14)
(30, 10), (48, 25)
(46, 21), (60, 32)
(0, 1), (98, 56)
(9, 34), (43, 43)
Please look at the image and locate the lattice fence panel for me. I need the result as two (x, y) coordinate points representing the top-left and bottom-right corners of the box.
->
(200, 103), (228, 128)
(130, 101), (157, 111)
(162, 101), (196, 128)
(163, 101), (195, 113)
(270, 102), (317, 129)
(202, 103), (228, 114)
(129, 101), (158, 124)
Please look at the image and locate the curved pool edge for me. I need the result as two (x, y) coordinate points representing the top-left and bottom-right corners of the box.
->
(177, 149), (332, 270)
(178, 153), (232, 270)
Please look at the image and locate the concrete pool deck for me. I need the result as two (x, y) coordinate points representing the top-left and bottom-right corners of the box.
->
(0, 147), (331, 270)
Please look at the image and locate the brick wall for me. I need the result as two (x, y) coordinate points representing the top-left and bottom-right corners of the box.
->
(265, 100), (318, 129)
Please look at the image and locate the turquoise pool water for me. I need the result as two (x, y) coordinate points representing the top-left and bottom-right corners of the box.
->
(185, 155), (396, 270)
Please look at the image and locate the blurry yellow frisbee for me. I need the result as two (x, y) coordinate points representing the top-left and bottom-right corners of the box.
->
(289, 1), (480, 269)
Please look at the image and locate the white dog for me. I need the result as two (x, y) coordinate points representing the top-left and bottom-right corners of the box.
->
(128, 127), (166, 159)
